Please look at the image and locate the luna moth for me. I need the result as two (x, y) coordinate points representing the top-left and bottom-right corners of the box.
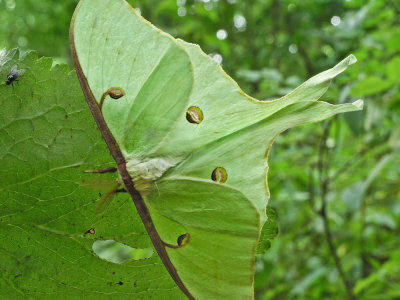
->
(70, 0), (363, 299)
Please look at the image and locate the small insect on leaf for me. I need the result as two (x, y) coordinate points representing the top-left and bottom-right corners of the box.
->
(5, 64), (26, 86)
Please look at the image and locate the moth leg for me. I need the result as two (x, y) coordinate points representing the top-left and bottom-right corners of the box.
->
(83, 167), (118, 173)
(95, 184), (121, 214)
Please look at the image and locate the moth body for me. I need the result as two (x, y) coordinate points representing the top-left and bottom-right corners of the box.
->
(125, 156), (177, 194)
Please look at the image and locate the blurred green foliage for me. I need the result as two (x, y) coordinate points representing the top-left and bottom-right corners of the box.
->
(1, 0), (399, 299)
(0, 0), (78, 64)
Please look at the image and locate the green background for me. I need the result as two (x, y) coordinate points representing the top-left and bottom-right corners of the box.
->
(1, 0), (399, 299)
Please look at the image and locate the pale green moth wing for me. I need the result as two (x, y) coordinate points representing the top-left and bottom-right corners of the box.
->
(146, 179), (259, 298)
(70, 0), (363, 299)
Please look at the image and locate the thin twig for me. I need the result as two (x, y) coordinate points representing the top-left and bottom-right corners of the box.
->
(360, 192), (368, 277)
(308, 164), (318, 214)
(315, 121), (356, 300)
(297, 46), (315, 76)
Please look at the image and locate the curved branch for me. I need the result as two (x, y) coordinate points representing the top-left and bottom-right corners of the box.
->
(69, 7), (194, 299)
(316, 121), (356, 300)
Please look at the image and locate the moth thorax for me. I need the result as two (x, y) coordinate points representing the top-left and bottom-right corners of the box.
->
(125, 157), (176, 193)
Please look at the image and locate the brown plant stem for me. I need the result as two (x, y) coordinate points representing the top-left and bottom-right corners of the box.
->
(313, 121), (356, 300)
(69, 3), (194, 298)
(297, 46), (315, 77)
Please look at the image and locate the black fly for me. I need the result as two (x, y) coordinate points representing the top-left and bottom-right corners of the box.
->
(5, 65), (25, 86)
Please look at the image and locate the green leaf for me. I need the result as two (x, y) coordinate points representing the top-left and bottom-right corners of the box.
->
(388, 125), (400, 150)
(386, 56), (400, 82)
(257, 208), (279, 254)
(350, 76), (393, 97)
(71, 0), (362, 299)
(354, 249), (400, 298)
(0, 50), (184, 299)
